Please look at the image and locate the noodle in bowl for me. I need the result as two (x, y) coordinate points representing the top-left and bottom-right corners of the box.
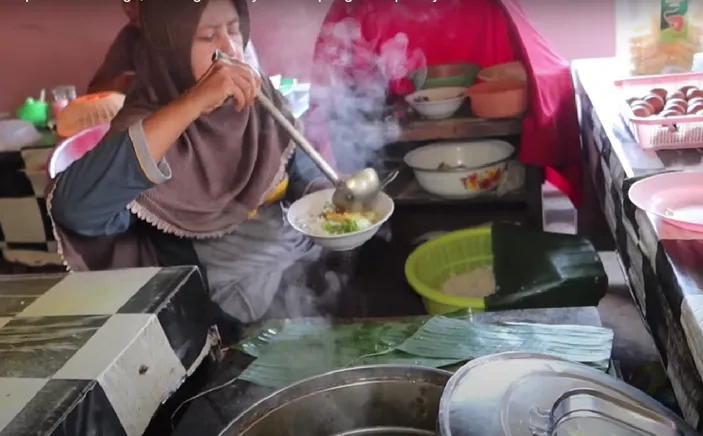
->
(287, 188), (395, 251)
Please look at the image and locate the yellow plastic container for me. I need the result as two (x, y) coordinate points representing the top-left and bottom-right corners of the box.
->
(404, 226), (493, 315)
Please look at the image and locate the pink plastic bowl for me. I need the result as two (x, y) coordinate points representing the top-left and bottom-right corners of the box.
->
(47, 123), (110, 179)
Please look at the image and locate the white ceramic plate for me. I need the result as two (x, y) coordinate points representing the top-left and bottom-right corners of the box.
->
(287, 189), (395, 251)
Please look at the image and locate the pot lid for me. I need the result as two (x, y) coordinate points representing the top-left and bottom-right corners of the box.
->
(438, 352), (697, 436)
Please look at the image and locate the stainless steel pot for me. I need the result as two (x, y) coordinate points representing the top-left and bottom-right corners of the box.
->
(219, 365), (451, 436)
(438, 352), (698, 435)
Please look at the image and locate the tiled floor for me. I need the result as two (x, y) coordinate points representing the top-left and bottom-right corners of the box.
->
(542, 184), (663, 389)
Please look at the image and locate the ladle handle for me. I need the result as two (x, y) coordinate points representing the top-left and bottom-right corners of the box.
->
(255, 90), (341, 185)
(212, 49), (342, 186)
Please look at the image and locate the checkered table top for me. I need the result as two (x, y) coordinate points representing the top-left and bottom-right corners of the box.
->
(0, 144), (60, 269)
(0, 266), (211, 436)
(575, 58), (703, 429)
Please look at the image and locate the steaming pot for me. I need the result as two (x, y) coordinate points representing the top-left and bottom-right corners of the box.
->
(220, 354), (697, 436)
(218, 365), (450, 436)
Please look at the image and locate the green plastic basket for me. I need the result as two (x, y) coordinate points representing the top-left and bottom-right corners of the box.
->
(404, 226), (493, 314)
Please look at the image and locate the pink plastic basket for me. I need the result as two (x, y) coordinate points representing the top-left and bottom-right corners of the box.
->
(615, 72), (703, 150)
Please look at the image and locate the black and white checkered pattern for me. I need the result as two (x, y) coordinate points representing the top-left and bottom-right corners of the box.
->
(0, 145), (57, 255)
(575, 58), (703, 429)
(0, 266), (212, 436)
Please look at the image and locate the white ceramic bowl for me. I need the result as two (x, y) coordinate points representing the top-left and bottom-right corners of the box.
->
(405, 87), (467, 120)
(404, 140), (515, 198)
(287, 189), (395, 251)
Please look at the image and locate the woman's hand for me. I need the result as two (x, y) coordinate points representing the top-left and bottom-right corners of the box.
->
(185, 60), (261, 114)
(141, 61), (260, 162)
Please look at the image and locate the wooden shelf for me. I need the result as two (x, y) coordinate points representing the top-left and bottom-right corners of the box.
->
(397, 103), (523, 142)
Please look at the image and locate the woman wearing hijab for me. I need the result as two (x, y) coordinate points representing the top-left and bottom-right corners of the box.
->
(88, 0), (262, 94)
(49, 0), (329, 325)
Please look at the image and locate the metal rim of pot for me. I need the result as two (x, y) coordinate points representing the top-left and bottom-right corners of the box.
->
(219, 364), (453, 436)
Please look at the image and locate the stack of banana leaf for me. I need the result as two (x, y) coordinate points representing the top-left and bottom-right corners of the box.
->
(235, 311), (614, 388)
(487, 222), (608, 310)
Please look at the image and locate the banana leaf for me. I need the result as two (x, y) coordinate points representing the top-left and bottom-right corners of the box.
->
(236, 314), (613, 388)
(237, 318), (463, 388)
(487, 222), (608, 310)
(397, 316), (612, 371)
(236, 309), (476, 358)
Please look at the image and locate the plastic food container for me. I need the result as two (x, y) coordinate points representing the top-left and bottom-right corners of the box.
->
(616, 3), (703, 76)
(476, 61), (527, 82)
(56, 92), (125, 138)
(410, 63), (481, 90)
(405, 226), (492, 314)
(466, 79), (527, 118)
(615, 71), (703, 149)
(48, 123), (110, 179)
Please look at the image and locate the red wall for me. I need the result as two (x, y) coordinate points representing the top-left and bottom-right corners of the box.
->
(0, 1), (615, 113)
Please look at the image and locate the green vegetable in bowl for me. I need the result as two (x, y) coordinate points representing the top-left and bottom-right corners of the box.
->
(322, 219), (360, 235)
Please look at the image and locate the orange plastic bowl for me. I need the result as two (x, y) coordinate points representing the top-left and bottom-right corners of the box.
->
(466, 79), (528, 118)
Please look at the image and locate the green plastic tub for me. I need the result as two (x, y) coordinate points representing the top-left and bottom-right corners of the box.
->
(405, 226), (492, 314)
(404, 223), (609, 315)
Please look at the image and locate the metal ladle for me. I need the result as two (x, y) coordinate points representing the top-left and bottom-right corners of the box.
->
(212, 50), (384, 211)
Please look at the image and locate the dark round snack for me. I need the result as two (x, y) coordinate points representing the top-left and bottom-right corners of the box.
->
(665, 98), (687, 112)
(659, 108), (682, 117)
(643, 94), (664, 112)
(650, 88), (668, 99)
(667, 90), (685, 100)
(688, 102), (703, 114)
(679, 85), (698, 95)
(687, 89), (703, 100)
(631, 105), (651, 117)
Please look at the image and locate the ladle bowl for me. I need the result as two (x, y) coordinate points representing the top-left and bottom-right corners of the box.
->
(333, 168), (382, 212)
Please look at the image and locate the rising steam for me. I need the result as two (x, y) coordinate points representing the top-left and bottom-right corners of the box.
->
(307, 17), (426, 173)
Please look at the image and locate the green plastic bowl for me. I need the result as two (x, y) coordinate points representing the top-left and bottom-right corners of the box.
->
(278, 78), (296, 97)
(410, 63), (481, 90)
(405, 226), (492, 314)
